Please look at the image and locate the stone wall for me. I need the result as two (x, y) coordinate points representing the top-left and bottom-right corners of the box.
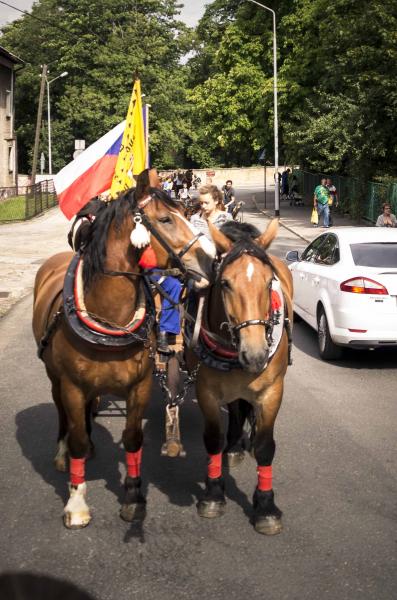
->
(159, 166), (292, 188)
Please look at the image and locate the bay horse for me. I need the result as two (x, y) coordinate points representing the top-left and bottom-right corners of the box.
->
(32, 187), (215, 528)
(189, 219), (293, 535)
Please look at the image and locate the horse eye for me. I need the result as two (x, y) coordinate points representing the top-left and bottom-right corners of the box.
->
(221, 279), (231, 290)
(158, 216), (172, 224)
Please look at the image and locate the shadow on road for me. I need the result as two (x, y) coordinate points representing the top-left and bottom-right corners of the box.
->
(293, 320), (397, 368)
(15, 402), (123, 505)
(14, 385), (256, 530)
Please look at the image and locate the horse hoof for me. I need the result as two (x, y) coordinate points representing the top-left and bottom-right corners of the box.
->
(63, 511), (91, 529)
(225, 450), (245, 468)
(120, 502), (146, 522)
(254, 515), (283, 536)
(197, 499), (226, 519)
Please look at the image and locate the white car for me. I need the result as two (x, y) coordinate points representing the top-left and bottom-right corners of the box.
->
(286, 228), (397, 360)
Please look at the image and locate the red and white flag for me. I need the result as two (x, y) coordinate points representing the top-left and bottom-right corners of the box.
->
(55, 121), (125, 219)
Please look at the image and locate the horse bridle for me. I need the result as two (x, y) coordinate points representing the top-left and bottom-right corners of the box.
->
(103, 194), (206, 284)
(216, 249), (280, 350)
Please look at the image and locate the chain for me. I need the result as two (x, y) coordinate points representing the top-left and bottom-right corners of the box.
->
(153, 360), (201, 407)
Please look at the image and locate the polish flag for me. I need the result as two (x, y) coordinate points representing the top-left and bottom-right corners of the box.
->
(55, 120), (126, 219)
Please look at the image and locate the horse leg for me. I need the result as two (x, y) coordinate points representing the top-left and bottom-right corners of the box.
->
(61, 377), (91, 529)
(196, 388), (226, 518)
(50, 378), (69, 472)
(224, 399), (252, 467)
(120, 376), (152, 522)
(252, 380), (283, 535)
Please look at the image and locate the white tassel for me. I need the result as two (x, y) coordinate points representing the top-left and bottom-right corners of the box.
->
(130, 214), (151, 248)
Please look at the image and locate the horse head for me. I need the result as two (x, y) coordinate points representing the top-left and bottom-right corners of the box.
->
(136, 187), (215, 289)
(209, 219), (280, 373)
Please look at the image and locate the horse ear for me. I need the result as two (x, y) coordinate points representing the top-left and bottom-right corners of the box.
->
(256, 218), (279, 250)
(208, 220), (232, 254)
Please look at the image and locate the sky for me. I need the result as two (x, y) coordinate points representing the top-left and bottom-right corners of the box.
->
(0, 1), (208, 29)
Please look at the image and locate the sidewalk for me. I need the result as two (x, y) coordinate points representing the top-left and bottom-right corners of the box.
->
(250, 187), (367, 243)
(0, 207), (70, 317)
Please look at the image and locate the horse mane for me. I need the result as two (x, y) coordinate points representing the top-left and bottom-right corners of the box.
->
(82, 187), (179, 289)
(219, 221), (273, 271)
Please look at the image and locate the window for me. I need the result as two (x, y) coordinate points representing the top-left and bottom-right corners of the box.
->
(300, 235), (327, 262)
(8, 145), (14, 173)
(350, 243), (397, 268)
(315, 234), (339, 265)
(5, 89), (11, 118)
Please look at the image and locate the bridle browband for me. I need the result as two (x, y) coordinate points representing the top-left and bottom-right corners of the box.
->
(215, 247), (279, 350)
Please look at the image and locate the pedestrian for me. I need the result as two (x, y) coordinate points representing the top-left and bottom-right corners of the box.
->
(326, 177), (339, 226)
(162, 176), (173, 198)
(222, 180), (236, 214)
(178, 181), (191, 204)
(376, 203), (397, 227)
(173, 169), (184, 199)
(190, 184), (232, 240)
(67, 196), (103, 251)
(281, 168), (291, 198)
(313, 177), (331, 228)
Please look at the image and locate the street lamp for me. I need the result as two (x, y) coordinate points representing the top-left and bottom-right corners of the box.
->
(246, 0), (280, 217)
(46, 70), (68, 176)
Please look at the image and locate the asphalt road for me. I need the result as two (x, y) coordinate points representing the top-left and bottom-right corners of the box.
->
(0, 199), (396, 600)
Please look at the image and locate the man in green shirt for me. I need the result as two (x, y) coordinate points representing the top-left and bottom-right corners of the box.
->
(313, 178), (331, 227)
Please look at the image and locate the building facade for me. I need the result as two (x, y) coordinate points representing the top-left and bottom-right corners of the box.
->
(0, 46), (23, 189)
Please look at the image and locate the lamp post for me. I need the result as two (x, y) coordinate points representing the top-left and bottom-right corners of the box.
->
(46, 70), (68, 176)
(246, 0), (279, 217)
(141, 93), (151, 168)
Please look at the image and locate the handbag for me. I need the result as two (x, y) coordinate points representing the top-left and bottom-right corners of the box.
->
(311, 207), (319, 225)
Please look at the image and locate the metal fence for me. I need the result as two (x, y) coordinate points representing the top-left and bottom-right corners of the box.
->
(0, 180), (57, 222)
(294, 170), (397, 223)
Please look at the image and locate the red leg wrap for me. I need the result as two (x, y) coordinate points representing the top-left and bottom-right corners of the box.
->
(207, 453), (222, 479)
(70, 457), (85, 486)
(126, 448), (142, 478)
(257, 465), (273, 491)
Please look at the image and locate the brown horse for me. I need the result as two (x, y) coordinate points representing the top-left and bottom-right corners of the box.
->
(189, 219), (293, 535)
(32, 187), (215, 528)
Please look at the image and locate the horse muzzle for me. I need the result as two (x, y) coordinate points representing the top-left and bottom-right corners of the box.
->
(239, 347), (270, 374)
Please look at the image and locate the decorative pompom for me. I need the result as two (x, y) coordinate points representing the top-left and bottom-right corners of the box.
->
(130, 214), (151, 248)
(138, 246), (158, 269)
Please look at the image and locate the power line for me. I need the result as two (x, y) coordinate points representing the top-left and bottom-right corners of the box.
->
(0, 1), (105, 45)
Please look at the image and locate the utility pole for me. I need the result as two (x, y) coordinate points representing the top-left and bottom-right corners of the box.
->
(31, 64), (47, 185)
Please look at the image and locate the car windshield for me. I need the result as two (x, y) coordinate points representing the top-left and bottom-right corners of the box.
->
(350, 243), (397, 267)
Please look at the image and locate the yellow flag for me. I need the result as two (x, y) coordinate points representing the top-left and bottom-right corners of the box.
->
(110, 79), (146, 198)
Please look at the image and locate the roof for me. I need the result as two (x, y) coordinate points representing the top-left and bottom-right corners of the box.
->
(330, 227), (397, 243)
(0, 46), (24, 66)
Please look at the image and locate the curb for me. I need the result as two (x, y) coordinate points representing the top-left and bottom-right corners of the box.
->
(251, 195), (311, 244)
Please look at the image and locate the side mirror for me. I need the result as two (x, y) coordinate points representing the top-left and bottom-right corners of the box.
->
(285, 250), (300, 262)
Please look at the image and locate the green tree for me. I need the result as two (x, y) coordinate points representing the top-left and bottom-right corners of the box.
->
(1, 0), (193, 172)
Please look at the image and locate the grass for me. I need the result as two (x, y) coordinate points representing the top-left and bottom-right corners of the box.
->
(0, 196), (26, 221)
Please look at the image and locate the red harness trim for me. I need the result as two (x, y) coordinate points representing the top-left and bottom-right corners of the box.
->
(200, 328), (238, 359)
(208, 453), (223, 479)
(74, 259), (146, 337)
(70, 457), (85, 486)
(126, 448), (143, 478)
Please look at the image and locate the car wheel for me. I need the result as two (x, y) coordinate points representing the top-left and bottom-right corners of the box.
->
(317, 308), (342, 361)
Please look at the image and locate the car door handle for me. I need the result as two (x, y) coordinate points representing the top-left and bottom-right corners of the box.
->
(299, 273), (305, 280)
(313, 277), (320, 285)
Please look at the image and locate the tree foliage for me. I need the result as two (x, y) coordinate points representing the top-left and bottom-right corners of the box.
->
(188, 0), (397, 178)
(1, 0), (192, 172)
